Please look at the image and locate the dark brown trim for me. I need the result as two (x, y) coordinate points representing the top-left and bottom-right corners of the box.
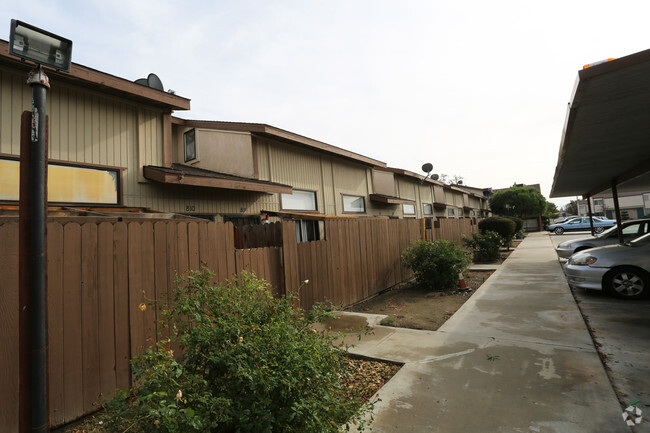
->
(0, 39), (191, 111)
(0, 153), (126, 172)
(143, 166), (292, 194)
(433, 202), (447, 210)
(369, 194), (416, 205)
(262, 209), (376, 220)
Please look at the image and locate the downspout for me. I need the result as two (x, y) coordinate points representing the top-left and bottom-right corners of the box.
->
(611, 181), (624, 244)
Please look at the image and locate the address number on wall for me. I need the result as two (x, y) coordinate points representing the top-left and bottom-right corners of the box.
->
(185, 205), (195, 212)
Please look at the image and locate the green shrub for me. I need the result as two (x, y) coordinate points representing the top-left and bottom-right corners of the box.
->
(401, 240), (471, 291)
(478, 216), (516, 249)
(507, 216), (523, 234)
(462, 230), (502, 263)
(104, 270), (371, 433)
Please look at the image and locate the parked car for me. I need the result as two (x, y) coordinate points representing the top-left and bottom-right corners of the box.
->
(547, 217), (616, 235)
(555, 219), (650, 259)
(563, 232), (650, 299)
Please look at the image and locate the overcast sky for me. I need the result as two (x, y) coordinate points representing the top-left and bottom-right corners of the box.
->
(4, 1), (650, 208)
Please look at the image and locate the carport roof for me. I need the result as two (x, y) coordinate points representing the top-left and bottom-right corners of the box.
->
(550, 48), (650, 198)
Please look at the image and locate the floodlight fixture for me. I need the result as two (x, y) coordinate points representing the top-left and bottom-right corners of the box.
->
(9, 19), (72, 72)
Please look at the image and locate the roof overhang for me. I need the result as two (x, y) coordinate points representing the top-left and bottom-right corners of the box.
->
(0, 39), (190, 111)
(143, 165), (292, 194)
(551, 49), (650, 198)
(369, 194), (416, 205)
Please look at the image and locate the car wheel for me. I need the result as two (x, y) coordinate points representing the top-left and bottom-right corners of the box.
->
(603, 267), (650, 299)
(594, 227), (605, 234)
(554, 227), (564, 235)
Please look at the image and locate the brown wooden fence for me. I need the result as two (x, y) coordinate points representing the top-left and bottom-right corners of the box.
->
(0, 216), (476, 431)
(426, 218), (479, 243)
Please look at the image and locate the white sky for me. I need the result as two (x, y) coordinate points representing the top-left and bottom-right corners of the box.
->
(4, 0), (650, 209)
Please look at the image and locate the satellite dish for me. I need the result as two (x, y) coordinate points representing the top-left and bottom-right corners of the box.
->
(421, 163), (433, 173)
(457, 180), (463, 185)
(147, 73), (164, 91)
(431, 174), (439, 181)
(135, 78), (148, 86)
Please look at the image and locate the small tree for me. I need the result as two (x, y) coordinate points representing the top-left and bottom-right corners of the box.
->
(489, 186), (547, 218)
(479, 216), (516, 250)
(402, 240), (471, 291)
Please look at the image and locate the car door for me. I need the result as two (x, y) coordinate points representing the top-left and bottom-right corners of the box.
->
(565, 219), (583, 231)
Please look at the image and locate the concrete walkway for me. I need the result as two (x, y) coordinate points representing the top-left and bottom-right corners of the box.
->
(324, 232), (633, 432)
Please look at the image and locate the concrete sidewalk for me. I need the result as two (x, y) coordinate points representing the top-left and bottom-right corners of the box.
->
(326, 232), (632, 432)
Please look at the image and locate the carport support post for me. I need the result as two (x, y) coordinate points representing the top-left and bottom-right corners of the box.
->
(611, 181), (624, 244)
(586, 195), (595, 235)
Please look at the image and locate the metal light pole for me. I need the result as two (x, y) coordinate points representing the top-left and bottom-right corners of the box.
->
(9, 19), (72, 433)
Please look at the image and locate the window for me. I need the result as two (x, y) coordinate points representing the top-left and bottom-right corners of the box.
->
(281, 190), (317, 211)
(423, 203), (433, 215)
(593, 198), (603, 206)
(448, 208), (455, 216)
(402, 203), (415, 215)
(343, 195), (365, 213)
(184, 128), (197, 163)
(470, 210), (476, 216)
(295, 219), (320, 243)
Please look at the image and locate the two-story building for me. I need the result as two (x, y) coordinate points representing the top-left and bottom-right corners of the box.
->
(0, 38), (489, 234)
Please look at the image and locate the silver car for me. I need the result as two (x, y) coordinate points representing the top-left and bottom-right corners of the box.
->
(564, 232), (650, 299)
(555, 219), (650, 259)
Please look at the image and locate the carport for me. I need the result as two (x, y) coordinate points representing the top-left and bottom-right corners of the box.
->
(551, 48), (650, 242)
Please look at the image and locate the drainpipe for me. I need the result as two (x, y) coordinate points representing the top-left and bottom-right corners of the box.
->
(611, 181), (624, 244)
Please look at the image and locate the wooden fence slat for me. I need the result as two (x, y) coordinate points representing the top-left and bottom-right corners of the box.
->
(62, 223), (84, 422)
(215, 223), (228, 282)
(81, 223), (100, 414)
(113, 222), (130, 392)
(187, 222), (200, 271)
(97, 222), (117, 400)
(47, 222), (65, 426)
(128, 222), (145, 358)
(141, 222), (157, 348)
(225, 222), (236, 279)
(0, 223), (19, 432)
(176, 222), (189, 276)
(154, 222), (169, 341)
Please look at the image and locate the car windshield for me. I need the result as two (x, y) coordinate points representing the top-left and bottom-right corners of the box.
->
(628, 232), (650, 247)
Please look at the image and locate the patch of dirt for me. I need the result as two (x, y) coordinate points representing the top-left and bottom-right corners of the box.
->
(347, 270), (493, 331)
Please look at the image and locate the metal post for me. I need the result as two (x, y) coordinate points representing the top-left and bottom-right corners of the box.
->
(20, 65), (50, 433)
(586, 195), (595, 235)
(611, 181), (624, 244)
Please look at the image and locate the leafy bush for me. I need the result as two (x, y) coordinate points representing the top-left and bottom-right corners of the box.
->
(104, 270), (371, 433)
(401, 240), (471, 291)
(478, 216), (516, 249)
(506, 216), (523, 234)
(462, 230), (502, 263)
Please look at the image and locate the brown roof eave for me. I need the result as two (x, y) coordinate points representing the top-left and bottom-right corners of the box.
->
(143, 166), (292, 194)
(0, 40), (191, 111)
